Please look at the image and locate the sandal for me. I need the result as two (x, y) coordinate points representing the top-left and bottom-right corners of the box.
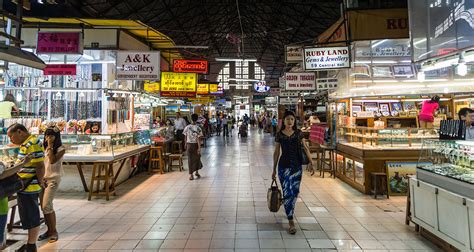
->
(189, 175), (194, 180)
(38, 231), (50, 241)
(195, 172), (201, 178)
(48, 233), (58, 243)
(288, 226), (297, 234)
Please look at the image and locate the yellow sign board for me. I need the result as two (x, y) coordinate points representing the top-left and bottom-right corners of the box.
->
(349, 8), (408, 41)
(197, 83), (209, 95)
(189, 97), (214, 104)
(160, 72), (197, 97)
(209, 83), (218, 93)
(144, 80), (160, 93)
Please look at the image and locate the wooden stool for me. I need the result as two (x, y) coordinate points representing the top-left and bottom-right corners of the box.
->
(148, 146), (165, 174)
(169, 154), (184, 171)
(370, 172), (389, 199)
(163, 153), (172, 172)
(308, 144), (323, 176)
(88, 163), (116, 201)
(320, 146), (336, 178)
(171, 141), (183, 154)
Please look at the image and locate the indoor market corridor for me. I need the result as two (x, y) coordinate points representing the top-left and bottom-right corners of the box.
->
(13, 129), (439, 252)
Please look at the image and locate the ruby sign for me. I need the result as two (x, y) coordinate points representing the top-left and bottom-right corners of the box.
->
(36, 32), (82, 54)
(173, 59), (208, 74)
(43, 64), (77, 75)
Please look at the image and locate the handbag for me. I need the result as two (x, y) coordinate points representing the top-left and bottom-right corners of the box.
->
(267, 179), (282, 212)
(0, 174), (35, 198)
(299, 133), (310, 165)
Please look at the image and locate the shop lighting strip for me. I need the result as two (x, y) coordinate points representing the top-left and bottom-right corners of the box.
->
(215, 58), (257, 62)
(228, 78), (261, 82)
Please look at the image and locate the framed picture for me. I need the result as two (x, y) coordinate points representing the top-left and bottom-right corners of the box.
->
(386, 162), (431, 196)
(403, 101), (416, 111)
(352, 104), (362, 113)
(364, 102), (379, 112)
(391, 102), (403, 112)
(372, 66), (393, 77)
(392, 65), (414, 77)
(379, 103), (390, 112)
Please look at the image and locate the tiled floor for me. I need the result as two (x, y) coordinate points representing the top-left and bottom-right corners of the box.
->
(6, 129), (441, 251)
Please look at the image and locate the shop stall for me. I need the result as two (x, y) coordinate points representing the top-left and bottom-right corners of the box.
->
(0, 18), (180, 195)
(326, 38), (474, 195)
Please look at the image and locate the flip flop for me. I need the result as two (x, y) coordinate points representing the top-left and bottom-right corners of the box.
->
(48, 234), (58, 243)
(288, 226), (297, 235)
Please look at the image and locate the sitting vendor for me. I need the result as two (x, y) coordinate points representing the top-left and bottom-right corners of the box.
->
(85, 123), (100, 134)
(308, 113), (320, 125)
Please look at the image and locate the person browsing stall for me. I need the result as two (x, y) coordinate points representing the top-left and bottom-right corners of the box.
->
(7, 124), (45, 252)
(38, 127), (65, 243)
(458, 107), (474, 140)
(0, 94), (19, 119)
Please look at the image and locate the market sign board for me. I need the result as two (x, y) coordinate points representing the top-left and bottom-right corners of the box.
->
(197, 83), (209, 95)
(43, 64), (76, 75)
(303, 46), (350, 70)
(284, 72), (316, 91)
(316, 78), (338, 91)
(285, 45), (303, 63)
(173, 59), (209, 74)
(160, 72), (197, 97)
(36, 32), (83, 54)
(254, 81), (270, 93)
(144, 80), (160, 93)
(116, 51), (161, 80)
(209, 82), (224, 96)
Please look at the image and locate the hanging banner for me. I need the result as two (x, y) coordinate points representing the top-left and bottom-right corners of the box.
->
(316, 78), (338, 91)
(349, 9), (409, 41)
(209, 82), (224, 96)
(173, 59), (209, 74)
(197, 83), (209, 95)
(285, 45), (303, 63)
(304, 47), (350, 70)
(144, 80), (160, 93)
(43, 64), (76, 75)
(36, 32), (83, 54)
(284, 72), (316, 91)
(116, 51), (161, 80)
(160, 72), (197, 97)
(316, 17), (346, 44)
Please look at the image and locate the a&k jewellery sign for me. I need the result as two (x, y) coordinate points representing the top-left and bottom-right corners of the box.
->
(254, 81), (270, 93)
(304, 46), (350, 70)
(285, 45), (303, 63)
(284, 72), (316, 91)
(116, 51), (161, 80)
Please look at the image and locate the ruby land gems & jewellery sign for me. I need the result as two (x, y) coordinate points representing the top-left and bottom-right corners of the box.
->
(116, 51), (161, 80)
(304, 46), (350, 70)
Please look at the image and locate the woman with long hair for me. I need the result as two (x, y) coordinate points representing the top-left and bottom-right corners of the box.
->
(39, 127), (65, 243)
(419, 95), (440, 129)
(272, 110), (313, 234)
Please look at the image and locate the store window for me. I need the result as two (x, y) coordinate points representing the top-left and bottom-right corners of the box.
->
(218, 61), (265, 89)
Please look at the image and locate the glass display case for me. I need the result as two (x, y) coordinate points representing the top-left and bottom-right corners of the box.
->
(338, 126), (438, 149)
(417, 139), (474, 198)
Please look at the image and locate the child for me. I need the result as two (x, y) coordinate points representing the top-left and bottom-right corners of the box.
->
(39, 127), (65, 243)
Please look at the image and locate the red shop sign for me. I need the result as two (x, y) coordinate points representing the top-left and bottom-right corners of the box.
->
(173, 59), (209, 74)
(43, 64), (77, 75)
(160, 91), (197, 98)
(36, 32), (83, 54)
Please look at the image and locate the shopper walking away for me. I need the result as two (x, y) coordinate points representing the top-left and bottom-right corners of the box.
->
(216, 116), (222, 136)
(7, 124), (45, 252)
(222, 116), (229, 137)
(184, 114), (203, 180)
(39, 127), (65, 243)
(271, 116), (278, 136)
(174, 112), (187, 149)
(0, 93), (19, 119)
(272, 111), (313, 235)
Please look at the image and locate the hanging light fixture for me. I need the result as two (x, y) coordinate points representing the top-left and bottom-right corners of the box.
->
(16, 92), (23, 102)
(79, 92), (85, 97)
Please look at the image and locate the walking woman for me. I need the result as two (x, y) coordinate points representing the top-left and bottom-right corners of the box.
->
(183, 114), (203, 180)
(272, 110), (313, 234)
(39, 127), (65, 243)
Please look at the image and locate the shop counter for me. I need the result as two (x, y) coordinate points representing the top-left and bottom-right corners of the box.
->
(335, 142), (422, 194)
(60, 145), (150, 192)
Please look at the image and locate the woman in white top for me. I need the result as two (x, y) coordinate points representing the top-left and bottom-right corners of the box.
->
(183, 114), (203, 180)
(39, 127), (65, 243)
